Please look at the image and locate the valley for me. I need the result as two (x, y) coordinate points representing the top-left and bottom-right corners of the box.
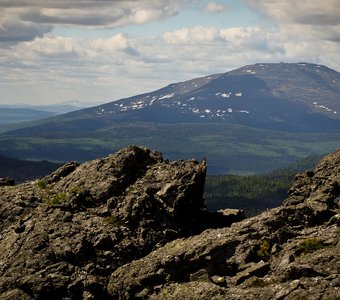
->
(0, 122), (338, 175)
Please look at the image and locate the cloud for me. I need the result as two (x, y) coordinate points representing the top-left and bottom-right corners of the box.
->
(163, 26), (220, 44)
(91, 34), (141, 57)
(247, 0), (340, 25)
(1, 1), (339, 105)
(204, 2), (229, 13)
(0, 16), (52, 44)
(0, 26), (287, 87)
(246, 0), (340, 42)
(0, 0), (193, 45)
(1, 19), (339, 104)
(163, 26), (282, 54)
(0, 27), (254, 103)
(0, 1), (191, 28)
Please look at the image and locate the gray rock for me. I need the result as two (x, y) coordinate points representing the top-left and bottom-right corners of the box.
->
(234, 261), (270, 285)
(1, 146), (339, 299)
(107, 148), (340, 299)
(210, 275), (227, 287)
(0, 145), (239, 299)
(189, 269), (210, 282)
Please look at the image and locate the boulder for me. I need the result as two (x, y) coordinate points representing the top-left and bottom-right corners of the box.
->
(0, 145), (237, 299)
(107, 149), (340, 299)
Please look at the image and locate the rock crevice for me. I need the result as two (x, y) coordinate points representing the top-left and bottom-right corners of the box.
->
(0, 146), (239, 299)
(0, 146), (339, 300)
(107, 149), (340, 299)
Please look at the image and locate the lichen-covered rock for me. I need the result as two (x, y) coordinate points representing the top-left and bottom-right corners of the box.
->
(107, 149), (340, 299)
(0, 146), (213, 299)
(1, 146), (339, 299)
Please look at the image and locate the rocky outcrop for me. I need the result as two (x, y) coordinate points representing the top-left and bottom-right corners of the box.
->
(107, 149), (340, 299)
(0, 146), (239, 299)
(0, 146), (339, 300)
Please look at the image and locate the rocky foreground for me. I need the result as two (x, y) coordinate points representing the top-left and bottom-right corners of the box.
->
(0, 146), (339, 299)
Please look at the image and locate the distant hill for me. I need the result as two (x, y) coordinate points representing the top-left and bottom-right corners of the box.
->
(0, 101), (99, 126)
(0, 154), (62, 183)
(0, 63), (339, 174)
(0, 107), (56, 126)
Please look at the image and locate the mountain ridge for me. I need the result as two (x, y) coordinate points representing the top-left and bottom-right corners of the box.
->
(69, 62), (340, 132)
(0, 62), (339, 174)
(0, 107), (57, 126)
(3, 62), (340, 133)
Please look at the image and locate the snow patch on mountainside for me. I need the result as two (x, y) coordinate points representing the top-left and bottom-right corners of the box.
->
(95, 92), (253, 120)
(313, 101), (337, 114)
(221, 93), (230, 98)
(215, 92), (242, 98)
(243, 69), (256, 74)
(159, 93), (175, 100)
(93, 62), (340, 122)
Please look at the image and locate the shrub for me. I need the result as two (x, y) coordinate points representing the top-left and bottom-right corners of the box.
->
(257, 239), (271, 260)
(46, 193), (68, 207)
(36, 180), (48, 189)
(297, 238), (324, 256)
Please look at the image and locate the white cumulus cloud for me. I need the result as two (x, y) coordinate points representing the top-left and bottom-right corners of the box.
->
(246, 0), (340, 42)
(204, 2), (229, 13)
(0, 0), (339, 105)
(0, 0), (193, 44)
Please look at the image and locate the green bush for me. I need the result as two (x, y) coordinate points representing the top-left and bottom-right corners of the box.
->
(257, 239), (271, 260)
(46, 193), (68, 206)
(36, 180), (48, 189)
(297, 238), (324, 256)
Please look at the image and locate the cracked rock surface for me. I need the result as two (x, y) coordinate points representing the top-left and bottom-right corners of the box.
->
(0, 145), (232, 299)
(1, 146), (339, 300)
(108, 149), (340, 299)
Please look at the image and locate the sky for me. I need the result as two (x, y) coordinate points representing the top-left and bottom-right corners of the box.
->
(0, 0), (339, 106)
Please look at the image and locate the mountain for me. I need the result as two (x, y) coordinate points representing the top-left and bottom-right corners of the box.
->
(4, 62), (340, 131)
(0, 101), (99, 126)
(0, 107), (57, 126)
(0, 146), (338, 299)
(18, 100), (102, 114)
(82, 62), (339, 132)
(0, 63), (339, 174)
(44, 62), (336, 130)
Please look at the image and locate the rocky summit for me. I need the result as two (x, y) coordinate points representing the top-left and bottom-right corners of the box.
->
(0, 146), (339, 299)
(0, 145), (239, 299)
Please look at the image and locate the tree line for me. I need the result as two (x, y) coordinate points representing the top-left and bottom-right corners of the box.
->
(204, 154), (323, 216)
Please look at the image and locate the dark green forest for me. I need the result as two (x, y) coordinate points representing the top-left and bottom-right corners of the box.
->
(204, 154), (322, 216)
(1, 121), (339, 175)
(0, 155), (62, 183)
